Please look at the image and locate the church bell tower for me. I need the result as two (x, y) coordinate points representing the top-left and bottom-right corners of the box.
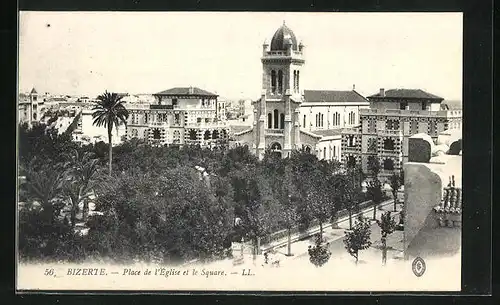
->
(253, 21), (305, 159)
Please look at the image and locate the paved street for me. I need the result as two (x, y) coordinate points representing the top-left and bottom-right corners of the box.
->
(268, 199), (404, 263)
(190, 199), (405, 269)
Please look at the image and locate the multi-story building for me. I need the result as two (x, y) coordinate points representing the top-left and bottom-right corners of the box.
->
(341, 88), (462, 180)
(233, 22), (369, 161)
(125, 86), (230, 147)
(18, 88), (46, 126)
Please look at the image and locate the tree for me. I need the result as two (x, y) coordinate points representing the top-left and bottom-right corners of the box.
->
(308, 238), (331, 267)
(389, 173), (401, 212)
(367, 178), (383, 220)
(277, 164), (299, 256)
(91, 91), (129, 175)
(90, 166), (234, 263)
(18, 122), (79, 171)
(22, 162), (67, 225)
(367, 155), (380, 178)
(343, 217), (372, 264)
(376, 211), (397, 265)
(63, 150), (100, 227)
(336, 173), (360, 230)
(305, 168), (333, 243)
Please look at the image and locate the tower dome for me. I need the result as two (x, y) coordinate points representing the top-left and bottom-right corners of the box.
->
(270, 22), (299, 51)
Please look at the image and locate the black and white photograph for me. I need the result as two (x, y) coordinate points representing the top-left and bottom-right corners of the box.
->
(17, 11), (464, 291)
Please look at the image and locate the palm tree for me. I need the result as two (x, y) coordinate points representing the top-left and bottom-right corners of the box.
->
(91, 91), (129, 175)
(23, 163), (67, 225)
(63, 150), (100, 227)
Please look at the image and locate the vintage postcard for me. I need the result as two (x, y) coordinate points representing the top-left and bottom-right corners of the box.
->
(17, 11), (463, 292)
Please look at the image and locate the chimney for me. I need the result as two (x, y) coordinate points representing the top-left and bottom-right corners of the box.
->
(353, 84), (356, 90)
(189, 86), (194, 94)
(379, 88), (385, 97)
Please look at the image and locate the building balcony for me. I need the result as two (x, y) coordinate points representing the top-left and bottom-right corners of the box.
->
(185, 121), (227, 129)
(360, 108), (457, 118)
(148, 122), (170, 127)
(341, 127), (361, 134)
(379, 149), (402, 155)
(343, 145), (361, 151)
(265, 129), (284, 136)
(263, 50), (303, 57)
(377, 129), (404, 137)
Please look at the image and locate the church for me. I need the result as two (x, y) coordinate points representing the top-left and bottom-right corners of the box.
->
(233, 22), (370, 160)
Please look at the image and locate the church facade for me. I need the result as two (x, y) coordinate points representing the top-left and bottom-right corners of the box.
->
(233, 23), (369, 160)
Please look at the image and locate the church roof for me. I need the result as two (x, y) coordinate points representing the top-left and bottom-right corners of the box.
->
(230, 125), (253, 134)
(154, 87), (218, 97)
(270, 22), (299, 51)
(30, 88), (37, 94)
(368, 89), (443, 100)
(303, 90), (368, 103)
(310, 129), (343, 138)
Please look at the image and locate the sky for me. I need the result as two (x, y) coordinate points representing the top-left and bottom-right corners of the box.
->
(19, 12), (463, 101)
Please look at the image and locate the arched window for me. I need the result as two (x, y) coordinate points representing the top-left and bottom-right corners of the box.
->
(278, 70), (283, 93)
(271, 70), (276, 93)
(383, 159), (395, 171)
(315, 114), (319, 127)
(333, 146), (336, 158)
(280, 113), (285, 129)
(323, 147), (327, 159)
(303, 114), (306, 127)
(383, 138), (395, 150)
(297, 71), (300, 92)
(348, 135), (355, 147)
(173, 130), (180, 143)
(189, 129), (197, 140)
(293, 71), (297, 92)
(212, 130), (219, 139)
(321, 114), (324, 127)
(153, 129), (161, 139)
(204, 130), (211, 140)
(305, 146), (311, 153)
(273, 109), (279, 129)
(267, 113), (272, 128)
(386, 119), (400, 130)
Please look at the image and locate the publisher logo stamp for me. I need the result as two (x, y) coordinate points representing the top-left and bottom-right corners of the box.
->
(412, 257), (426, 277)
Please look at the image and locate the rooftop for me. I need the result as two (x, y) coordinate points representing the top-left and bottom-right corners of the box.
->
(229, 125), (253, 134)
(440, 100), (462, 110)
(303, 90), (368, 104)
(154, 87), (218, 97)
(368, 89), (443, 100)
(269, 22), (299, 51)
(310, 129), (343, 138)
